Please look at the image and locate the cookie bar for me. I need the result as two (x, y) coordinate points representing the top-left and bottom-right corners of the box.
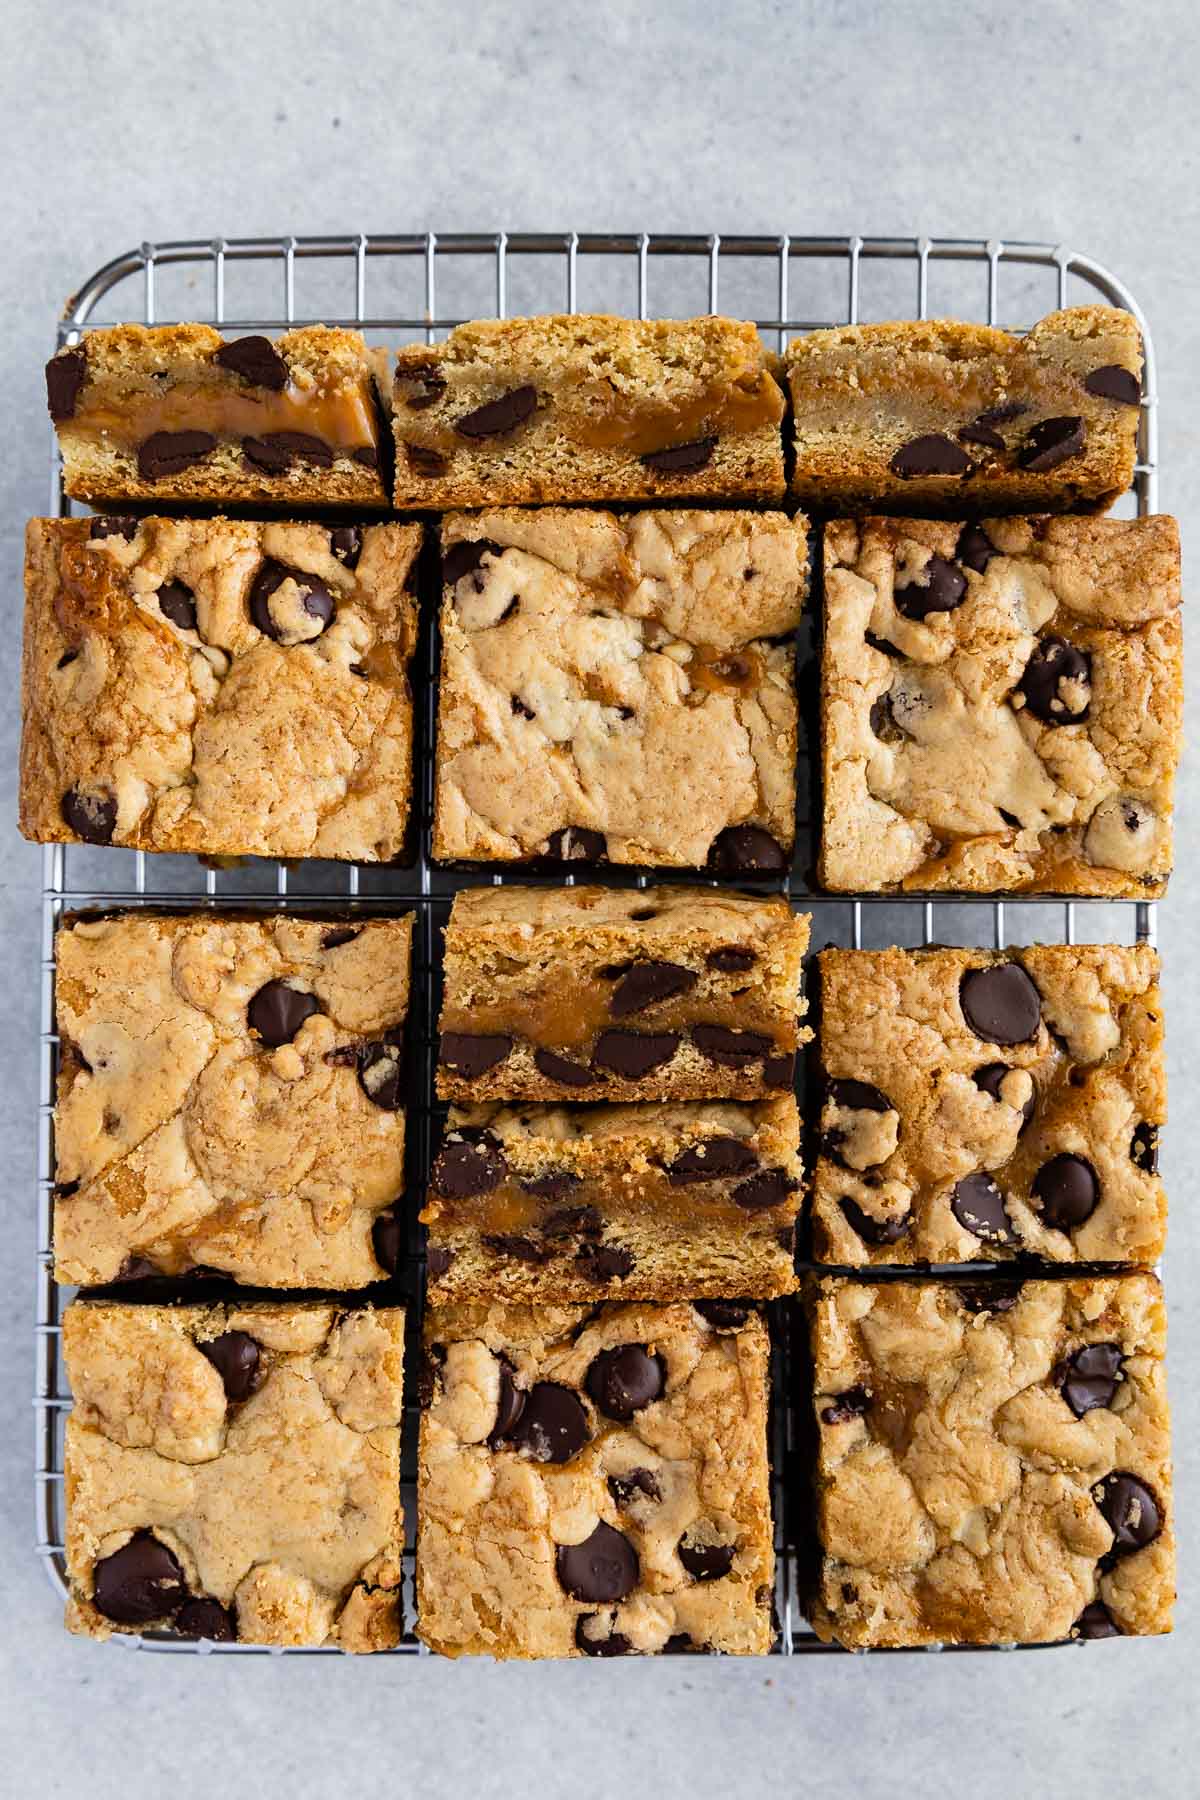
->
(46, 324), (388, 506)
(821, 515), (1182, 895)
(63, 1300), (404, 1650)
(20, 516), (420, 861)
(812, 945), (1166, 1268)
(422, 1095), (801, 1304)
(392, 314), (786, 508)
(437, 885), (809, 1103)
(433, 507), (805, 868)
(417, 1298), (774, 1657)
(806, 1274), (1174, 1646)
(53, 912), (412, 1287)
(787, 306), (1142, 512)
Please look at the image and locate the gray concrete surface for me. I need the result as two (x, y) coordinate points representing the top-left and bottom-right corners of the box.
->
(0, 1), (1196, 1795)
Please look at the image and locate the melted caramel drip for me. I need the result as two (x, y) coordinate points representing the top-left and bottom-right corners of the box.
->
(68, 380), (378, 453)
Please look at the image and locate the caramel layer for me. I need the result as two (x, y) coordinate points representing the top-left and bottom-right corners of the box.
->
(421, 1172), (794, 1232)
(67, 381), (379, 455)
(438, 995), (792, 1054)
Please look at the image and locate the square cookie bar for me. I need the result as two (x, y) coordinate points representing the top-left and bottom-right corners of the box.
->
(787, 306), (1141, 512)
(422, 1096), (801, 1304)
(392, 314), (786, 508)
(20, 516), (420, 861)
(437, 885), (809, 1103)
(812, 945), (1166, 1268)
(417, 1298), (774, 1657)
(53, 912), (412, 1287)
(806, 1274), (1174, 1646)
(820, 515), (1182, 895)
(433, 507), (805, 868)
(63, 1300), (404, 1650)
(46, 324), (389, 506)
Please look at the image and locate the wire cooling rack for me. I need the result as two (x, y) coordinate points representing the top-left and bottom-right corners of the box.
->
(35, 233), (1159, 1657)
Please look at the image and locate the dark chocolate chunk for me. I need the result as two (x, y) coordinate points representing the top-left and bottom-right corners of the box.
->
(677, 1535), (735, 1581)
(431, 1135), (507, 1199)
(1131, 1122), (1159, 1174)
(1016, 637), (1091, 726)
(482, 1233), (553, 1264)
(668, 1138), (758, 1184)
(439, 1032), (512, 1079)
(198, 1330), (261, 1403)
(397, 367), (447, 410)
(708, 825), (787, 873)
(591, 1030), (680, 1078)
(371, 1209), (402, 1275)
(248, 559), (336, 641)
(1084, 366), (1140, 406)
(510, 1381), (590, 1463)
(46, 345), (87, 421)
(137, 430), (217, 480)
(585, 1345), (666, 1420)
(418, 1343), (447, 1409)
(865, 631), (904, 660)
(608, 1467), (663, 1507)
(973, 1062), (1036, 1129)
(610, 960), (698, 1018)
(351, 445), (378, 469)
(1018, 415), (1085, 472)
(956, 1282), (1023, 1315)
(707, 946), (756, 973)
(358, 1039), (404, 1110)
(406, 444), (449, 477)
(950, 1171), (1019, 1247)
(894, 554), (967, 620)
(247, 980), (319, 1048)
(1059, 1342), (1123, 1418)
(92, 1532), (187, 1624)
(1094, 1472), (1161, 1554)
(488, 1356), (524, 1443)
(455, 384), (538, 439)
(442, 538), (505, 589)
(763, 1052), (795, 1090)
(575, 1616), (632, 1657)
(1032, 1153), (1099, 1232)
(156, 580), (198, 633)
(820, 1386), (870, 1425)
(827, 1077), (893, 1113)
(640, 435), (717, 473)
(732, 1167), (797, 1211)
(1074, 1600), (1122, 1639)
(243, 431), (334, 472)
(840, 1197), (910, 1245)
(88, 515), (138, 542)
(214, 335), (288, 390)
(533, 1048), (600, 1088)
(576, 1241), (635, 1280)
(330, 526), (363, 568)
(694, 1299), (751, 1330)
(426, 1245), (454, 1280)
(889, 434), (972, 479)
(115, 1256), (160, 1282)
(321, 927), (360, 949)
(692, 1023), (773, 1067)
(958, 420), (1005, 451)
(61, 787), (117, 845)
(545, 826), (607, 863)
(175, 1598), (237, 1641)
(956, 522), (997, 574)
(959, 962), (1041, 1044)
(539, 1200), (596, 1234)
(556, 1522), (639, 1602)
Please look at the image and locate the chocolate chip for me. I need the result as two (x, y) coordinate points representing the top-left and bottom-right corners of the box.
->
(951, 1172), (1019, 1247)
(576, 1241), (635, 1280)
(321, 927), (360, 949)
(510, 1381), (590, 1463)
(956, 522), (997, 574)
(828, 1077), (893, 1113)
(545, 826), (607, 863)
(482, 1233), (552, 1264)
(1074, 1600), (1121, 1639)
(1131, 1122), (1159, 1174)
(840, 1197), (910, 1245)
(869, 690), (904, 743)
(330, 526), (363, 569)
(248, 560), (336, 641)
(397, 367), (447, 410)
(958, 420), (1005, 450)
(243, 431), (334, 472)
(1016, 637), (1091, 726)
(455, 385), (538, 439)
(358, 1039), (404, 1110)
(215, 335), (288, 389)
(486, 1356), (525, 1443)
(608, 1467), (663, 1507)
(137, 430), (217, 480)
(763, 1052), (796, 1090)
(1059, 1343), (1123, 1417)
(707, 946), (756, 973)
(592, 1030), (680, 1078)
(88, 515), (138, 542)
(418, 1343), (447, 1409)
(894, 555), (967, 620)
(692, 1023), (772, 1067)
(556, 1522), (639, 1602)
(1032, 1154), (1099, 1232)
(372, 1209), (402, 1274)
(175, 1598), (237, 1641)
(575, 1616), (632, 1657)
(442, 538), (504, 589)
(247, 980), (319, 1048)
(640, 435), (717, 473)
(1084, 366), (1141, 405)
(973, 1062), (1036, 1129)
(694, 1299), (751, 1330)
(352, 445), (378, 469)
(677, 1536), (735, 1581)
(156, 580), (197, 633)
(431, 1135), (507, 1199)
(539, 1199), (596, 1233)
(585, 1345), (666, 1420)
(960, 963), (1041, 1044)
(865, 631), (904, 660)
(115, 1256), (160, 1282)
(957, 1282), (1023, 1315)
(511, 695), (535, 719)
(820, 1386), (870, 1425)
(533, 1048), (600, 1088)
(407, 444), (449, 477)
(610, 960), (698, 1018)
(92, 1532), (187, 1625)
(197, 1331), (261, 1403)
(61, 788), (116, 845)
(668, 1138), (759, 1184)
(708, 825), (787, 873)
(426, 1245), (453, 1280)
(46, 345), (86, 421)
(733, 1167), (796, 1211)
(1094, 1472), (1161, 1553)
(889, 434), (972, 479)
(439, 1032), (512, 1079)
(1018, 416), (1086, 472)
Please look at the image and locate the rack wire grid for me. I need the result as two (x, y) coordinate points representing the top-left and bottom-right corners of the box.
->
(35, 233), (1159, 1658)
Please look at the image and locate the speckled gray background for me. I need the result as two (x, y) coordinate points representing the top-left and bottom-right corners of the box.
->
(0, 2), (1196, 1794)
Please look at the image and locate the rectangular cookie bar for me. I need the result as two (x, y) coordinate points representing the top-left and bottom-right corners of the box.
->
(392, 313), (786, 508)
(821, 515), (1182, 895)
(46, 324), (389, 506)
(422, 1095), (801, 1303)
(806, 1274), (1174, 1646)
(417, 1298), (774, 1657)
(53, 911), (412, 1287)
(63, 1300), (404, 1650)
(787, 306), (1141, 511)
(20, 515), (420, 861)
(812, 945), (1166, 1268)
(437, 885), (809, 1103)
(433, 507), (805, 868)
